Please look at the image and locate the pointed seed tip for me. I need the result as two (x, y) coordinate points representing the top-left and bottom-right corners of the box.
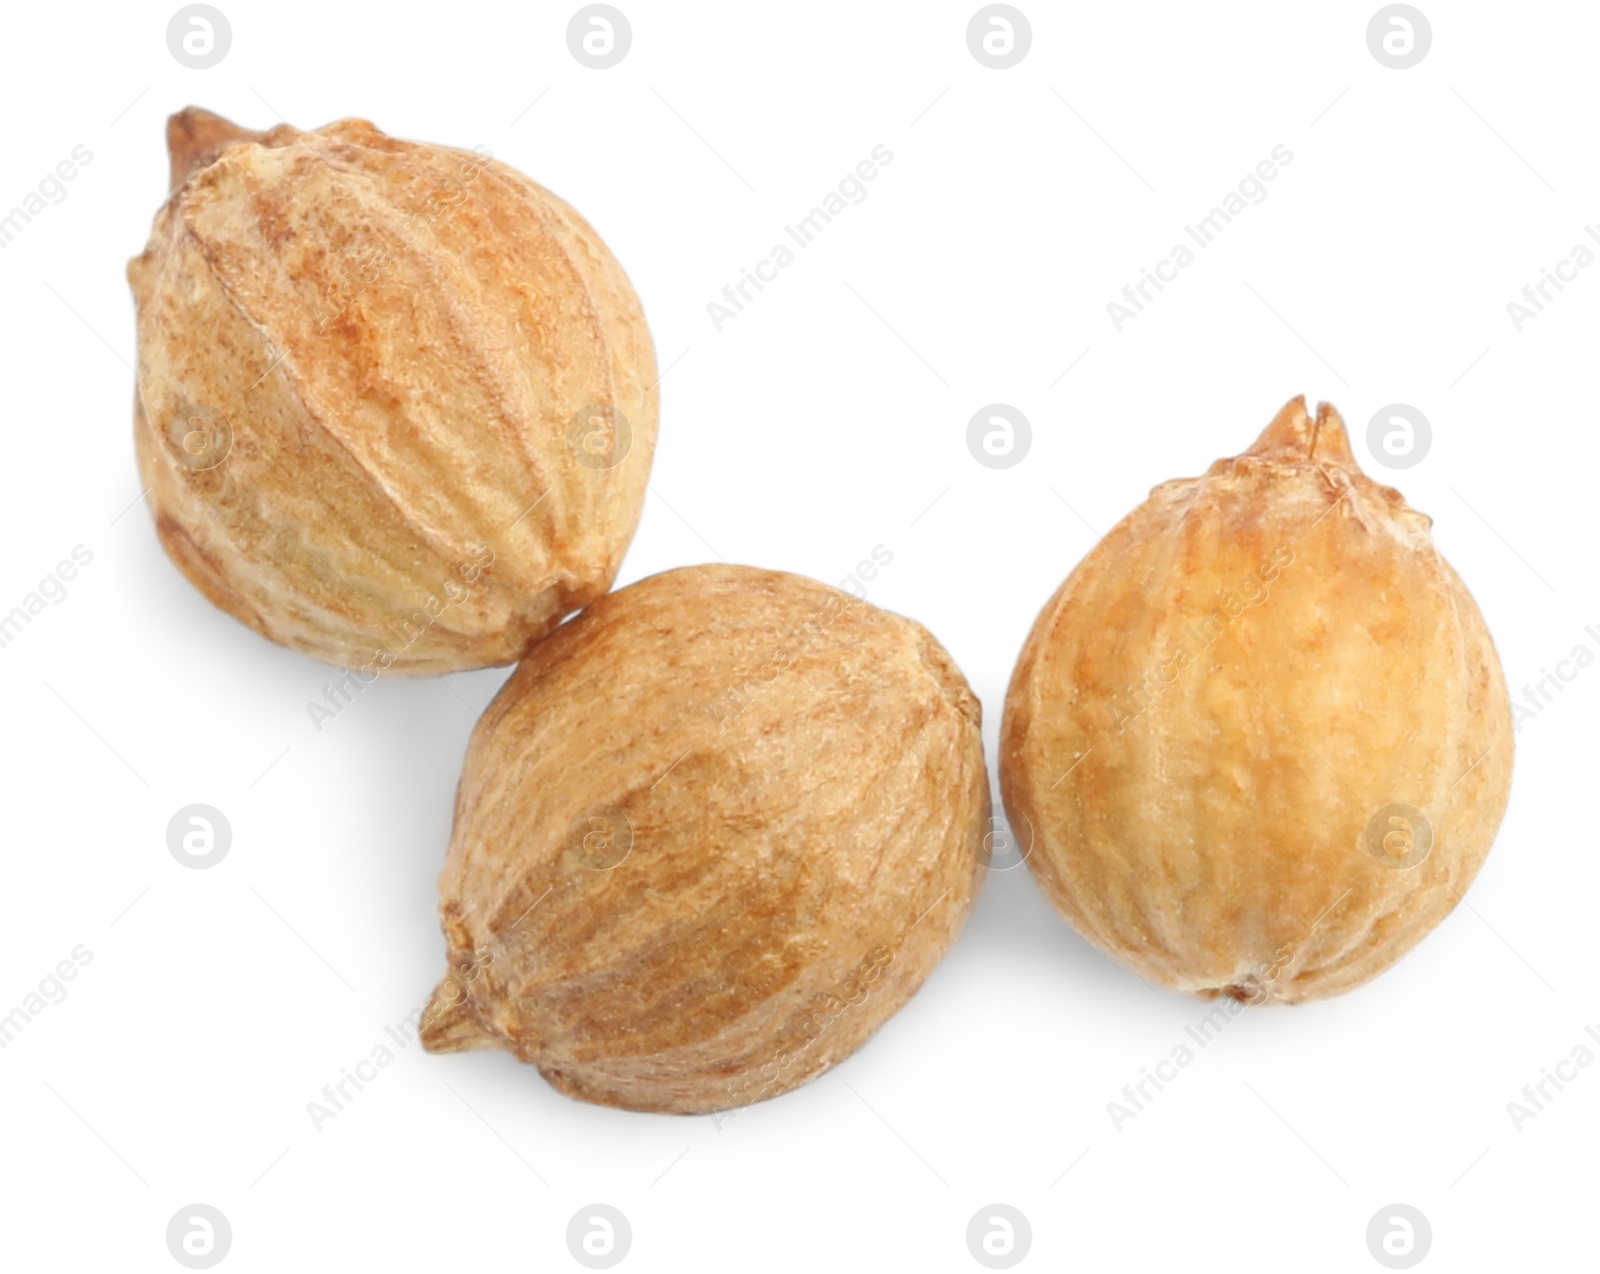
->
(165, 107), (262, 193)
(1310, 399), (1356, 466)
(419, 980), (496, 1054)
(1246, 394), (1313, 455)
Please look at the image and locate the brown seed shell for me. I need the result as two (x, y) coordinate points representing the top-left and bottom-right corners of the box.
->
(421, 564), (989, 1113)
(129, 108), (657, 673)
(1000, 397), (1513, 1004)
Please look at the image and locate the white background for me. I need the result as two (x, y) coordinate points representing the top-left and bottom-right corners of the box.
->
(0, 1), (1593, 1270)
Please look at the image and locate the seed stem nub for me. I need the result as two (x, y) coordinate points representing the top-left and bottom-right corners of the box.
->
(1246, 395), (1356, 468)
(166, 107), (266, 192)
(419, 982), (497, 1054)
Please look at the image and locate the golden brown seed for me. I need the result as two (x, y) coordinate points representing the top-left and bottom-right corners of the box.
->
(128, 108), (657, 674)
(421, 564), (989, 1114)
(1000, 397), (1512, 1004)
